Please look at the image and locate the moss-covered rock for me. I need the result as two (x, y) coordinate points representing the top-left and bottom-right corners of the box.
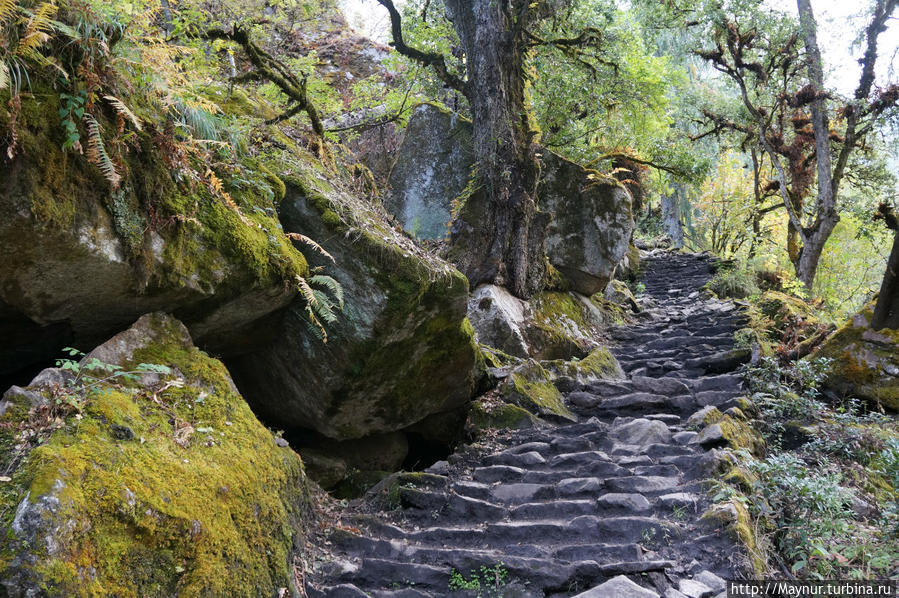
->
(0, 89), (308, 380)
(467, 284), (627, 362)
(814, 302), (899, 410)
(466, 400), (542, 433)
(543, 347), (625, 385)
(501, 360), (575, 421)
(700, 500), (767, 575)
(757, 291), (824, 338)
(385, 104), (634, 295)
(0, 313), (315, 597)
(695, 407), (766, 456)
(384, 102), (474, 240)
(226, 153), (483, 441)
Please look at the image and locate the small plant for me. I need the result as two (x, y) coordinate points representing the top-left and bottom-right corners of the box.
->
(448, 563), (509, 597)
(58, 91), (86, 150)
(671, 503), (689, 521)
(54, 347), (172, 413)
(706, 265), (758, 299)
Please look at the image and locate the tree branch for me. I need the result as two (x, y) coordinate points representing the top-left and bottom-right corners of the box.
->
(832, 0), (899, 196)
(206, 26), (327, 149)
(374, 0), (468, 95)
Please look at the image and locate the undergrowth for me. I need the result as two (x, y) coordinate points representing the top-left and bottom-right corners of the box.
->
(721, 357), (899, 579)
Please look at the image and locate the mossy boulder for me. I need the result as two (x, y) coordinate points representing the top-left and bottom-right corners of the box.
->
(700, 500), (767, 575)
(814, 303), (899, 411)
(384, 103), (474, 240)
(539, 153), (635, 295)
(543, 347), (625, 386)
(385, 104), (634, 295)
(695, 407), (765, 456)
(467, 285), (627, 361)
(0, 313), (314, 597)
(757, 291), (824, 338)
(501, 360), (575, 421)
(226, 155), (483, 441)
(466, 399), (542, 433)
(0, 90), (308, 382)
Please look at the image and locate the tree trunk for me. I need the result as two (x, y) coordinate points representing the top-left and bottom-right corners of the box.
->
(748, 147), (762, 259)
(445, 0), (547, 298)
(661, 183), (684, 249)
(796, 0), (839, 291)
(872, 231), (899, 329)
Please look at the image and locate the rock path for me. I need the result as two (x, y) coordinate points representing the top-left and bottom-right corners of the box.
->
(308, 253), (751, 598)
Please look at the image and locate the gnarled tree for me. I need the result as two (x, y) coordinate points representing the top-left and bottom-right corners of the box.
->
(376, 0), (546, 297)
(695, 0), (899, 291)
(376, 0), (601, 298)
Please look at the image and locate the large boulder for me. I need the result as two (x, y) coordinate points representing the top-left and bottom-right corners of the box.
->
(384, 104), (635, 295)
(226, 156), (483, 441)
(0, 88), (308, 383)
(539, 153), (635, 295)
(467, 284), (629, 360)
(0, 313), (314, 597)
(814, 302), (899, 411)
(384, 103), (474, 239)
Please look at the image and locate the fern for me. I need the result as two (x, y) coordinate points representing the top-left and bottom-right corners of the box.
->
(296, 274), (344, 343)
(204, 167), (255, 227)
(172, 100), (220, 140)
(0, 0), (16, 28)
(285, 232), (335, 263)
(16, 2), (57, 63)
(0, 62), (8, 92)
(103, 95), (142, 131)
(309, 274), (344, 308)
(84, 113), (121, 189)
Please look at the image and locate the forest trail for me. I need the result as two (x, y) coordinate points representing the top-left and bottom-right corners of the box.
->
(308, 253), (751, 598)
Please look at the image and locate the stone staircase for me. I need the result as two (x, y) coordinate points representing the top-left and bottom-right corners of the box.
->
(307, 252), (750, 598)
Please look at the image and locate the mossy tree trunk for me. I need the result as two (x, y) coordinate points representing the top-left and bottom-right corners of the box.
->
(377, 0), (548, 299)
(443, 0), (547, 298)
(873, 205), (899, 330)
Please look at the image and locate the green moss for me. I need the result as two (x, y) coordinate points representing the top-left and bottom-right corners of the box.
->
(701, 408), (766, 456)
(502, 360), (574, 420)
(544, 347), (623, 382)
(814, 303), (899, 410)
(701, 500), (767, 574)
(757, 291), (820, 335)
(1, 314), (313, 597)
(467, 401), (541, 432)
(4, 89), (310, 307)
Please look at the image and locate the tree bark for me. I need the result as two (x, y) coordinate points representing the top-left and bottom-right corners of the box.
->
(795, 0), (840, 291)
(872, 232), (899, 330)
(444, 0), (547, 298)
(872, 205), (899, 329)
(661, 183), (684, 249)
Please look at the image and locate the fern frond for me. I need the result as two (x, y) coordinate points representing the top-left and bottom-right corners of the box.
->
(16, 2), (57, 59)
(103, 95), (142, 131)
(296, 276), (328, 342)
(285, 232), (335, 263)
(204, 167), (255, 227)
(296, 276), (319, 309)
(0, 0), (17, 28)
(309, 274), (344, 309)
(84, 114), (121, 189)
(0, 62), (8, 92)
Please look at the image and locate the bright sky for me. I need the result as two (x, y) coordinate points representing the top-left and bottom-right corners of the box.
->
(337, 0), (899, 96)
(766, 0), (899, 96)
(338, 0), (397, 41)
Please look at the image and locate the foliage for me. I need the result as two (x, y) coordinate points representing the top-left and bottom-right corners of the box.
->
(53, 347), (172, 413)
(707, 264), (759, 300)
(735, 354), (899, 579)
(448, 563), (509, 598)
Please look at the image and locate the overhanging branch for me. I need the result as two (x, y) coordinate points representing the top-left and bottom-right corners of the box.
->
(375, 0), (468, 95)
